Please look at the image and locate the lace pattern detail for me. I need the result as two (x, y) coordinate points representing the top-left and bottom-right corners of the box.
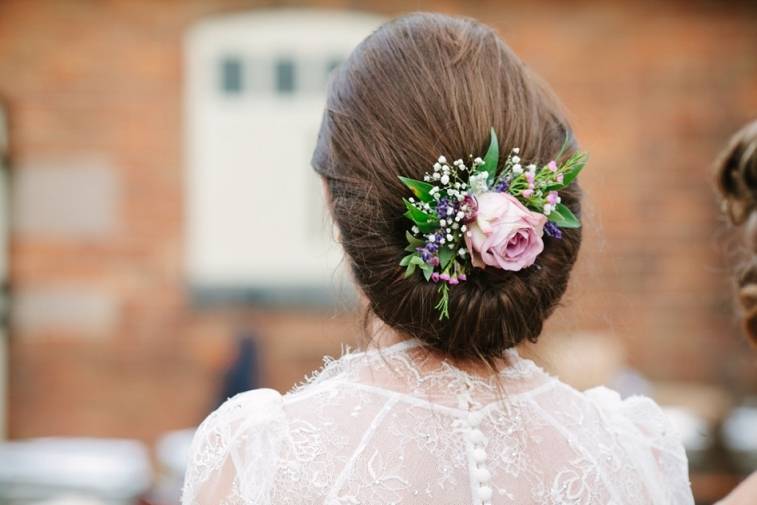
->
(182, 339), (694, 505)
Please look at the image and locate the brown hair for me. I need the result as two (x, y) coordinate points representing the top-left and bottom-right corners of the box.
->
(312, 13), (583, 362)
(715, 119), (757, 345)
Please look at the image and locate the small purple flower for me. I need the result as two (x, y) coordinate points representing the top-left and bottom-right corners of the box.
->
(430, 256), (440, 266)
(449, 276), (459, 285)
(417, 247), (432, 262)
(544, 221), (562, 239)
(556, 173), (564, 184)
(426, 242), (439, 253)
(431, 272), (440, 283)
(547, 191), (560, 206)
(548, 160), (558, 172)
(494, 180), (509, 192)
(458, 273), (467, 282)
(522, 188), (534, 198)
(440, 273), (450, 282)
(436, 197), (455, 220)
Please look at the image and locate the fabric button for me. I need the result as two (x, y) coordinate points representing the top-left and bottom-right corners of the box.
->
(478, 485), (493, 501)
(467, 429), (485, 444)
(473, 448), (487, 462)
(474, 466), (491, 482)
(467, 411), (483, 426)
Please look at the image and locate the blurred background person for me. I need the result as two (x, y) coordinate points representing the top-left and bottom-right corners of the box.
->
(714, 120), (757, 505)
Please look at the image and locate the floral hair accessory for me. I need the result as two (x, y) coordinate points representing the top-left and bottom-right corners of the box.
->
(398, 128), (587, 319)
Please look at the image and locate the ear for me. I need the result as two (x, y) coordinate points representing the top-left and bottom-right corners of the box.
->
(321, 177), (331, 205)
(319, 177), (341, 244)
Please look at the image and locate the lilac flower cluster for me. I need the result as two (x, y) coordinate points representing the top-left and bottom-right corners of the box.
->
(435, 196), (457, 221)
(544, 221), (563, 239)
(415, 196), (465, 272)
(431, 271), (467, 284)
(416, 240), (439, 265)
(493, 180), (509, 192)
(407, 156), (487, 288)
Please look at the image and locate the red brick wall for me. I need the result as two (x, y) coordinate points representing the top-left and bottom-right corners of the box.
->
(0, 0), (755, 444)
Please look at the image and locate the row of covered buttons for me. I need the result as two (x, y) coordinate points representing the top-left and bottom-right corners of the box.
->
(466, 410), (492, 505)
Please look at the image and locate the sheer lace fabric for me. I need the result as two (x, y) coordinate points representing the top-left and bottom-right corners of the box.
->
(182, 339), (694, 505)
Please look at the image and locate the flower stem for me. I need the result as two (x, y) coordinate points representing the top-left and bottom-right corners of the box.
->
(435, 282), (450, 320)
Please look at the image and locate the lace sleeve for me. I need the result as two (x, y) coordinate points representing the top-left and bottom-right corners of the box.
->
(181, 388), (286, 505)
(585, 386), (694, 505)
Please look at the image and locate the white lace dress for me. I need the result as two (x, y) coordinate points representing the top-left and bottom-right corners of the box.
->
(181, 338), (694, 505)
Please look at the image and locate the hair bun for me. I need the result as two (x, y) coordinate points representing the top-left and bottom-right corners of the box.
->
(313, 13), (583, 361)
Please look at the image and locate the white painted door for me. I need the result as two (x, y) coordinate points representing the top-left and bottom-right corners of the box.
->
(185, 10), (384, 303)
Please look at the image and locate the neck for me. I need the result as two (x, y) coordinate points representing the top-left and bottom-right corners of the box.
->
(366, 318), (530, 377)
(366, 318), (410, 350)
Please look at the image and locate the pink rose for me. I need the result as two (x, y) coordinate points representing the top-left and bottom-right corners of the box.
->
(464, 192), (547, 271)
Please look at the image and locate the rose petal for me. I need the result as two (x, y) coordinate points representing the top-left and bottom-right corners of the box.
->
(465, 192), (547, 272)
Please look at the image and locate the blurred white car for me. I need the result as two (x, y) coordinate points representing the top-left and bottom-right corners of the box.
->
(0, 438), (151, 505)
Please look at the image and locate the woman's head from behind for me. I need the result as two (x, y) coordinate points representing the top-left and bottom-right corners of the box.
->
(312, 13), (583, 362)
(716, 119), (757, 344)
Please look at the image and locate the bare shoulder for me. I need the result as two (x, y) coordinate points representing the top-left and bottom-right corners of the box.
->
(717, 472), (757, 505)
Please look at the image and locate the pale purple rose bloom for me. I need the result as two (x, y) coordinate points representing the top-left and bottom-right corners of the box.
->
(464, 192), (546, 271)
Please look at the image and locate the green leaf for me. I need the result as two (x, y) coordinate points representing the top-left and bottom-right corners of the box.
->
(416, 221), (439, 233)
(404, 263), (416, 277)
(548, 203), (581, 228)
(399, 253), (414, 267)
(481, 127), (499, 185)
(410, 256), (426, 266)
(403, 198), (435, 224)
(398, 176), (435, 203)
(558, 152), (587, 188)
(403, 199), (438, 233)
(404, 230), (425, 252)
(543, 152), (588, 191)
(420, 262), (434, 282)
(438, 247), (455, 269)
(406, 230), (424, 245)
(401, 254), (427, 277)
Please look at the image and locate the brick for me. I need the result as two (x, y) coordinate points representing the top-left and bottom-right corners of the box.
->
(11, 286), (118, 337)
(0, 0), (753, 446)
(11, 156), (119, 239)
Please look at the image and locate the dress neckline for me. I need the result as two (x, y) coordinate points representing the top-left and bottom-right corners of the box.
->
(363, 336), (423, 354)
(359, 337), (541, 383)
(287, 336), (553, 413)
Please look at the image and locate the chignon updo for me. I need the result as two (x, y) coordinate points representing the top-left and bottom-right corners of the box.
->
(312, 12), (583, 362)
